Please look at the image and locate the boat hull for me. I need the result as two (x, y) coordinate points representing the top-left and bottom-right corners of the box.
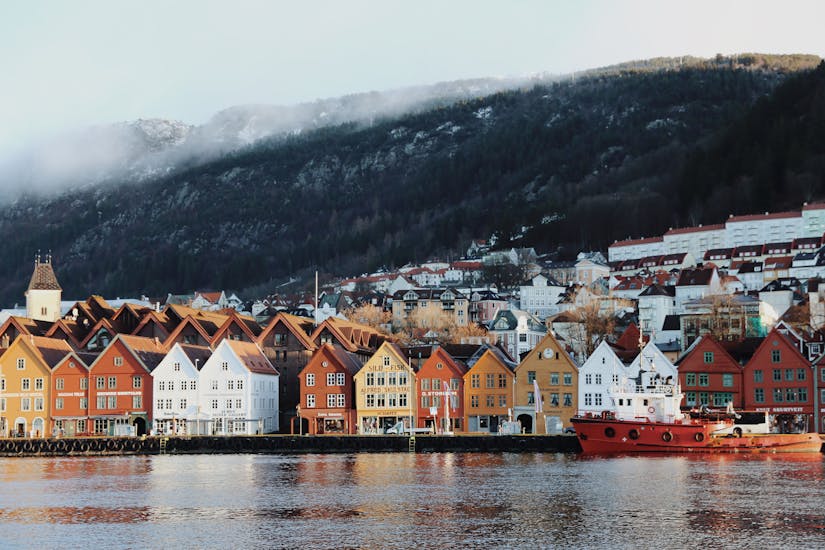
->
(571, 417), (823, 454)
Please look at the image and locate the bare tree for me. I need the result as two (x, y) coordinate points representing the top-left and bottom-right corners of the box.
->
(342, 303), (392, 334)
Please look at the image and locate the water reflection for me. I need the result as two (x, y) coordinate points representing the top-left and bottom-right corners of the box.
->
(0, 453), (822, 548)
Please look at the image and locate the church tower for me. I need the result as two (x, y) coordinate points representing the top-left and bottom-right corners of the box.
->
(25, 253), (62, 322)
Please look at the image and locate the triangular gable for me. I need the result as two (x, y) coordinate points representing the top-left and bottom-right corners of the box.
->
(747, 326), (809, 368)
(221, 339), (279, 376)
(257, 312), (316, 350)
(518, 330), (579, 372)
(163, 315), (215, 348)
(88, 333), (167, 374)
(79, 318), (117, 350)
(53, 350), (94, 373)
(6, 335), (73, 373)
(44, 319), (85, 349)
(674, 335), (741, 372)
(212, 313), (260, 344)
(132, 310), (174, 339)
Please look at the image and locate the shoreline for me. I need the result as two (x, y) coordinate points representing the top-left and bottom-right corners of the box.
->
(0, 434), (582, 457)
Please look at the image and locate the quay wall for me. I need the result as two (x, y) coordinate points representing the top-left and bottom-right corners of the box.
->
(0, 435), (582, 457)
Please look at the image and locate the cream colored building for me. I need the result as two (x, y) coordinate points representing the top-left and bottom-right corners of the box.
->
(25, 255), (62, 323)
(353, 342), (416, 434)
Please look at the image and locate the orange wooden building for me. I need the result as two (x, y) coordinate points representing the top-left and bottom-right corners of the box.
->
(416, 346), (466, 433)
(463, 346), (516, 433)
(298, 343), (363, 434)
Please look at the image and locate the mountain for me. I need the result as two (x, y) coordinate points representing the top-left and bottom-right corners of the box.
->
(0, 54), (822, 305)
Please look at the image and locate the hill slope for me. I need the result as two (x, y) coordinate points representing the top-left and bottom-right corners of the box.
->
(0, 54), (821, 304)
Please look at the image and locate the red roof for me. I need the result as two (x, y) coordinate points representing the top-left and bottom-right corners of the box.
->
(802, 202), (825, 211)
(727, 211), (800, 222)
(609, 236), (663, 248)
(664, 224), (724, 236)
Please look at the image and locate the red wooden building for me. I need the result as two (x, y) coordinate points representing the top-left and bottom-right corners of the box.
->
(676, 335), (744, 409)
(415, 346), (466, 433)
(297, 343), (363, 434)
(87, 334), (166, 436)
(743, 328), (816, 433)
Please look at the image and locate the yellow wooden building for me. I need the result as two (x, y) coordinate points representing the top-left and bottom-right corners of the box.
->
(463, 346), (516, 433)
(0, 335), (73, 438)
(353, 341), (416, 434)
(513, 331), (579, 433)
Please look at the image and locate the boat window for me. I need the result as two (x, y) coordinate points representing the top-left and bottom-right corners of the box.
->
(618, 399), (623, 406)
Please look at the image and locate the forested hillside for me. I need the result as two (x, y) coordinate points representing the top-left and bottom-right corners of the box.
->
(0, 55), (821, 304)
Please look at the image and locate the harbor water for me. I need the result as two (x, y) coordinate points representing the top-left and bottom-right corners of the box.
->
(1, 452), (823, 548)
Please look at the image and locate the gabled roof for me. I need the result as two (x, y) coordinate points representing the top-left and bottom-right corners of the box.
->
(465, 344), (517, 372)
(23, 335), (73, 369)
(676, 267), (715, 286)
(78, 318), (117, 349)
(223, 339), (278, 376)
(44, 318), (86, 348)
(131, 310), (174, 339)
(211, 311), (263, 343)
(27, 259), (61, 291)
(54, 350), (97, 372)
(163, 315), (216, 347)
(0, 316), (53, 340)
(638, 284), (675, 298)
(94, 334), (167, 372)
(257, 312), (317, 350)
(674, 335), (741, 368)
(310, 317), (388, 353)
(177, 343), (213, 369)
(309, 343), (364, 376)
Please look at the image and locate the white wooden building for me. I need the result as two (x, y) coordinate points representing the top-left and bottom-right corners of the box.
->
(151, 343), (212, 435)
(198, 339), (279, 435)
(577, 340), (631, 416)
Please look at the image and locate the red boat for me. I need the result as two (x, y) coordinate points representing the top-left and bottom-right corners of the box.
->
(571, 380), (823, 454)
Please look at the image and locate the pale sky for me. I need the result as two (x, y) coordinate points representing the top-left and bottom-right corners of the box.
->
(1, 0), (823, 155)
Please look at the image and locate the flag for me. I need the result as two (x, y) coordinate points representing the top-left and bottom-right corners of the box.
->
(533, 379), (543, 413)
(443, 380), (454, 410)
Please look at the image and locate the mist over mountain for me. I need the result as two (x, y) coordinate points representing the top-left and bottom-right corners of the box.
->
(0, 54), (822, 305)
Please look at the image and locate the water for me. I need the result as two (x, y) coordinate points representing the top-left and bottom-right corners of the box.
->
(1, 452), (824, 549)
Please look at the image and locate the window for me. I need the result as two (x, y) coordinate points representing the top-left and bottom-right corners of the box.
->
(21, 398), (31, 411)
(722, 374), (733, 387)
(132, 376), (141, 389)
(306, 373), (315, 386)
(398, 372), (408, 386)
(422, 395), (430, 408)
(173, 362), (180, 372)
(785, 388), (796, 402)
(366, 394), (375, 407)
(181, 381), (187, 391)
(80, 377), (88, 390)
(114, 356), (124, 367)
(376, 394), (386, 407)
(797, 368), (806, 381)
(108, 396), (117, 409)
(563, 373), (572, 386)
(80, 397), (87, 410)
(773, 369), (781, 382)
(773, 388), (783, 402)
(221, 362), (229, 371)
(550, 393), (559, 406)
(699, 393), (709, 406)
(1, 398), (6, 412)
(336, 373), (345, 385)
(785, 369), (794, 382)
(97, 396), (106, 409)
(771, 349), (781, 363)
(754, 388), (764, 403)
(583, 393), (592, 406)
(159, 380), (166, 391)
(237, 379), (243, 390)
(375, 373), (385, 386)
(704, 351), (714, 364)
(337, 394), (345, 407)
(498, 374), (507, 388)
(528, 391), (536, 405)
(698, 374), (709, 387)
(228, 380), (235, 390)
(799, 388), (808, 402)
(108, 376), (116, 389)
(225, 399), (232, 410)
(306, 394), (315, 408)
(486, 395), (495, 407)
(383, 356), (390, 367)
(168, 381), (174, 391)
(327, 394), (337, 407)
(713, 393), (732, 407)
(470, 395), (479, 408)
(235, 399), (242, 409)
(595, 374), (602, 385)
(595, 394), (602, 406)
(56, 378), (64, 390)
(753, 370), (763, 383)
(133, 396), (142, 409)
(56, 398), (64, 410)
(179, 398), (187, 409)
(485, 374), (494, 388)
(584, 374), (591, 385)
(685, 373), (696, 386)
(421, 378), (430, 390)
(17, 358), (25, 370)
(471, 374), (479, 388)
(211, 380), (219, 390)
(211, 399), (218, 409)
(563, 393), (572, 407)
(326, 373), (335, 386)
(528, 371), (537, 384)
(499, 395), (507, 407)
(191, 380), (197, 391)
(550, 373), (560, 385)
(21, 378), (30, 391)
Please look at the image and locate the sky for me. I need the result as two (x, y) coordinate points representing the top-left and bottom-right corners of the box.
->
(1, 0), (824, 156)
